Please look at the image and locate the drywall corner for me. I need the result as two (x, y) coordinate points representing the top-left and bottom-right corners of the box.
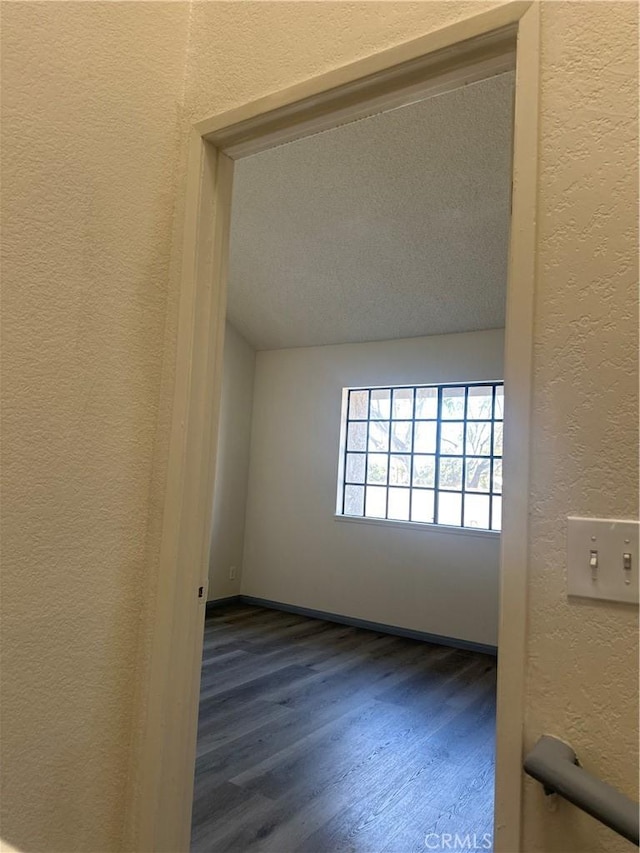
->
(207, 321), (255, 600)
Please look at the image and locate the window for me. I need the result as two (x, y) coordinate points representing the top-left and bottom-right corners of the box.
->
(337, 382), (503, 531)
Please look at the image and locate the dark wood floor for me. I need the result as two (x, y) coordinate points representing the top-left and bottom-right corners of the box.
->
(191, 604), (496, 853)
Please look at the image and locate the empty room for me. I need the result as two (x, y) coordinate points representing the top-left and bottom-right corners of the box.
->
(192, 70), (514, 852)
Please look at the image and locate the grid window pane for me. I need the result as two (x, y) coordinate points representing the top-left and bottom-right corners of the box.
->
(388, 488), (410, 521)
(414, 421), (437, 453)
(347, 422), (367, 451)
(365, 486), (386, 518)
(344, 485), (364, 516)
(466, 421), (492, 457)
(370, 389), (391, 420)
(492, 496), (502, 530)
(389, 455), (411, 486)
(413, 455), (435, 488)
(340, 382), (503, 531)
(415, 387), (438, 419)
(345, 453), (366, 484)
(411, 489), (434, 523)
(439, 457), (463, 490)
(438, 491), (462, 526)
(493, 459), (503, 494)
(493, 422), (503, 457)
(349, 390), (369, 420)
(440, 422), (464, 455)
(464, 493), (490, 529)
(442, 387), (466, 419)
(465, 457), (491, 492)
(367, 454), (388, 485)
(392, 388), (414, 419)
(390, 421), (413, 453)
(368, 420), (390, 452)
(467, 386), (494, 420)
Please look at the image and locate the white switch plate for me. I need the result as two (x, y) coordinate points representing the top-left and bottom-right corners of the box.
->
(567, 517), (639, 604)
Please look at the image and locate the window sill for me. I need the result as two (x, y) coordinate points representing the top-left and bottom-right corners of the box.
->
(333, 513), (500, 539)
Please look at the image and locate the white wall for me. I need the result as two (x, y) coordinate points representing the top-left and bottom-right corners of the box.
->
(241, 329), (504, 647)
(208, 322), (255, 600)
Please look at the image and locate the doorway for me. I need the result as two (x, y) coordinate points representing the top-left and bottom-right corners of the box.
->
(134, 6), (539, 851)
(193, 64), (511, 852)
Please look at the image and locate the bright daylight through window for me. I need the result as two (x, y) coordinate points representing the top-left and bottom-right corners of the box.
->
(338, 383), (503, 531)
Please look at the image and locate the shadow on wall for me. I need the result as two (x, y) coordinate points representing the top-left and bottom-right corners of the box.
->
(208, 322), (256, 601)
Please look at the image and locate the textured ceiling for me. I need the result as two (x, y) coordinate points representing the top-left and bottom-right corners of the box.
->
(228, 72), (514, 350)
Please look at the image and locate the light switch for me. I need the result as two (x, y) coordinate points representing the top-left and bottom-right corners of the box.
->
(567, 517), (639, 604)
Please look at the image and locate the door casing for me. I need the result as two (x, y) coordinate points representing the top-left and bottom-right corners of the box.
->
(127, 3), (540, 850)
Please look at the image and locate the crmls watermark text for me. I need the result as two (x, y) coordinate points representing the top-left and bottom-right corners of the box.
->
(425, 832), (493, 850)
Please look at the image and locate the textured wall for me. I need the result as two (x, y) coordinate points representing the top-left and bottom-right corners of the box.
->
(521, 4), (639, 852)
(0, 3), (191, 851)
(182, 1), (503, 122)
(208, 323), (255, 601)
(241, 331), (503, 647)
(2, 1), (638, 851)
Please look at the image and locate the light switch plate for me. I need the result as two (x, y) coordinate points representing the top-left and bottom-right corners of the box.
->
(567, 517), (639, 605)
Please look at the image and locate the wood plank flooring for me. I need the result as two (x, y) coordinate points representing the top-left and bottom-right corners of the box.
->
(191, 605), (496, 853)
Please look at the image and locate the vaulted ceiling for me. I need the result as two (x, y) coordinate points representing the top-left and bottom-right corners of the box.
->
(227, 72), (514, 351)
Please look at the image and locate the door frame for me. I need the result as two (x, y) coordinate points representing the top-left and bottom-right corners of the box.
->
(129, 2), (539, 849)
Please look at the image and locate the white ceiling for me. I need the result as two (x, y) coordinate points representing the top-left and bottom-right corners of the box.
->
(228, 72), (515, 351)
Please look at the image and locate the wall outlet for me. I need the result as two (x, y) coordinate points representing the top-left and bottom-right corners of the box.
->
(229, 566), (237, 580)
